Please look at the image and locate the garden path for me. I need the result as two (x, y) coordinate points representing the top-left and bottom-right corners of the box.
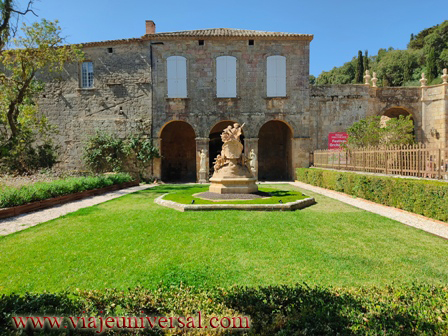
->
(290, 181), (448, 240)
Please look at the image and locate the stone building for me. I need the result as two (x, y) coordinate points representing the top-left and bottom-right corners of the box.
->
(38, 20), (448, 181)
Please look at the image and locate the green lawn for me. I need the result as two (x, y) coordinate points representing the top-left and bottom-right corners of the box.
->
(0, 184), (447, 294)
(162, 184), (307, 204)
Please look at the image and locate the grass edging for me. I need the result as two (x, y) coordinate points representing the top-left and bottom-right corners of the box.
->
(296, 168), (448, 222)
(0, 174), (137, 219)
(155, 193), (316, 212)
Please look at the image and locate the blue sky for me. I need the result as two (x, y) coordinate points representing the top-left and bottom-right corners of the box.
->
(15, 0), (447, 76)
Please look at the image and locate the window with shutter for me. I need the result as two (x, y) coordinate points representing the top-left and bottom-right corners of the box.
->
(266, 56), (286, 97)
(167, 56), (187, 98)
(216, 56), (237, 98)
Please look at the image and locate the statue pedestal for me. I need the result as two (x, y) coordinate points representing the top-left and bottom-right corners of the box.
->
(209, 176), (258, 194)
(198, 171), (208, 184)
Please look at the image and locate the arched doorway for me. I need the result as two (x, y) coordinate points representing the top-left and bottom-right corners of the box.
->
(160, 121), (196, 182)
(209, 121), (245, 175)
(258, 120), (292, 181)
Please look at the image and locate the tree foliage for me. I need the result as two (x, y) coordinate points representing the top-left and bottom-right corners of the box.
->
(0, 0), (36, 51)
(0, 19), (83, 173)
(315, 20), (448, 86)
(345, 115), (414, 149)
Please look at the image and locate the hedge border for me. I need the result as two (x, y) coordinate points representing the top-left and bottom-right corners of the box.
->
(0, 180), (138, 220)
(296, 168), (448, 222)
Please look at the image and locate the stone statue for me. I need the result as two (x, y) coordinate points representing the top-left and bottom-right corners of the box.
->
(199, 149), (207, 173)
(249, 149), (257, 173)
(442, 68), (448, 85)
(209, 122), (258, 194)
(363, 70), (371, 85)
(371, 72), (378, 88)
(420, 73), (427, 87)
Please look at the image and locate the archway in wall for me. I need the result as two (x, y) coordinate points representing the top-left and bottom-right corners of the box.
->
(160, 121), (196, 182)
(209, 121), (245, 175)
(381, 107), (415, 137)
(258, 120), (292, 181)
(382, 107), (413, 121)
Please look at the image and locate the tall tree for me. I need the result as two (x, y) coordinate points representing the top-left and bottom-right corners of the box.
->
(426, 47), (437, 83)
(0, 0), (35, 51)
(0, 19), (83, 142)
(364, 50), (369, 71)
(355, 50), (364, 83)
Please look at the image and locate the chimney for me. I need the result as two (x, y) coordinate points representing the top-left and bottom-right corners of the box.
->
(146, 20), (156, 35)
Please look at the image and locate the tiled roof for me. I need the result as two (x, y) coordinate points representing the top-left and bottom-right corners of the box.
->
(80, 28), (313, 47)
(144, 28), (313, 40)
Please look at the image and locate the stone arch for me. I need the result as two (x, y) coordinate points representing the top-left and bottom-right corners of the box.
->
(258, 120), (293, 181)
(160, 121), (196, 182)
(209, 120), (245, 173)
(381, 106), (414, 121)
(381, 106), (416, 138)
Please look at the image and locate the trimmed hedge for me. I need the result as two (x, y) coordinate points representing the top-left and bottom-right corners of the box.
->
(0, 173), (133, 208)
(0, 284), (447, 335)
(296, 168), (448, 222)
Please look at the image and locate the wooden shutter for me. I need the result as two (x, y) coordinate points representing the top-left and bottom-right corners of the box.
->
(167, 56), (187, 98)
(267, 56), (286, 97)
(216, 56), (237, 98)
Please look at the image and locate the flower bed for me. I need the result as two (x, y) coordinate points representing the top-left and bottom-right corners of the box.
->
(0, 173), (136, 219)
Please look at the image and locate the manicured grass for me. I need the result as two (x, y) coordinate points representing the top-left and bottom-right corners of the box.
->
(162, 184), (307, 204)
(0, 184), (447, 294)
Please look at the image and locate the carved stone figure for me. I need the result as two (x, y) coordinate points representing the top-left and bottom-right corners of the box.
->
(442, 68), (448, 85)
(199, 149), (207, 173)
(209, 123), (258, 194)
(249, 149), (257, 173)
(363, 70), (371, 85)
(371, 72), (378, 88)
(420, 73), (427, 87)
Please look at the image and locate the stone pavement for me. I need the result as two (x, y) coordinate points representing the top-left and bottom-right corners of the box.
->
(0, 184), (155, 236)
(291, 181), (448, 240)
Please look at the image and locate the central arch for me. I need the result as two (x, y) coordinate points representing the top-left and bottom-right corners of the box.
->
(258, 120), (292, 181)
(160, 121), (196, 182)
(209, 121), (245, 175)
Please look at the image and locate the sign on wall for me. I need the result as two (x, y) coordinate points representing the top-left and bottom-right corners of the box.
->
(328, 132), (348, 150)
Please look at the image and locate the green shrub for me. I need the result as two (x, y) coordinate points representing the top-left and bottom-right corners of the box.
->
(0, 173), (133, 208)
(296, 168), (448, 222)
(0, 284), (447, 335)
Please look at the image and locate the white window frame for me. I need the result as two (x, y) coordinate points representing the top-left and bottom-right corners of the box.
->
(266, 55), (286, 97)
(167, 56), (187, 98)
(216, 56), (237, 98)
(81, 61), (94, 88)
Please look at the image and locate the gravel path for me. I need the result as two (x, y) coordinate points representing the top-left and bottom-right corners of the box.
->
(291, 181), (448, 240)
(0, 184), (155, 236)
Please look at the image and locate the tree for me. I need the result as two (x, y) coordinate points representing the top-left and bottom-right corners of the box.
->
(0, 19), (83, 172)
(355, 50), (364, 83)
(345, 115), (414, 149)
(425, 47), (438, 83)
(0, 0), (36, 51)
(364, 50), (369, 71)
(0, 19), (83, 142)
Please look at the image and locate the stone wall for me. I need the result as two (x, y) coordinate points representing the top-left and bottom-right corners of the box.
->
(35, 33), (448, 181)
(37, 41), (152, 170)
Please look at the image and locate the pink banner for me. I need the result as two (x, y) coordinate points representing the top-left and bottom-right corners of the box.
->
(328, 132), (348, 150)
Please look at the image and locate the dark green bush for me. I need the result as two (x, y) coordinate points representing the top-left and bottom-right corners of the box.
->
(0, 173), (133, 208)
(296, 168), (448, 222)
(0, 284), (447, 335)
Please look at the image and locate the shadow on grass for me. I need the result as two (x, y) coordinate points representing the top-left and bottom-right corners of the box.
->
(0, 284), (444, 335)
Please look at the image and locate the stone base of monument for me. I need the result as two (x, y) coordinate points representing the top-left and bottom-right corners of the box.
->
(209, 176), (258, 194)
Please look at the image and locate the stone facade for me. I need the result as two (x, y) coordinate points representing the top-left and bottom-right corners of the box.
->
(36, 22), (448, 181)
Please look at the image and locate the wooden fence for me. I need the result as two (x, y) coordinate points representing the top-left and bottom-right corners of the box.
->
(313, 144), (448, 180)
